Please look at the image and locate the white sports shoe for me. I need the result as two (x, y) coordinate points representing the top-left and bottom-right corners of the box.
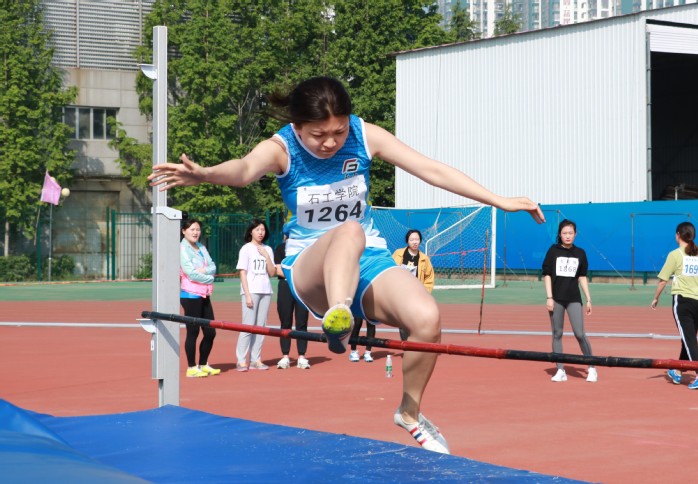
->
(551, 369), (567, 382)
(276, 356), (290, 369)
(586, 367), (598, 382)
(363, 351), (374, 363)
(349, 350), (360, 362)
(297, 356), (311, 369)
(393, 410), (450, 454)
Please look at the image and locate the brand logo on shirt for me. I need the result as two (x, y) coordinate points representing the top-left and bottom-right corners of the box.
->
(342, 158), (359, 174)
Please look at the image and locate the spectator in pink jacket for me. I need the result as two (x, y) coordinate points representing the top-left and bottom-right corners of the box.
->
(180, 218), (220, 378)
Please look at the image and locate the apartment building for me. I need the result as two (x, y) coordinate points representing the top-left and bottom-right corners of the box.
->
(437, 0), (697, 36)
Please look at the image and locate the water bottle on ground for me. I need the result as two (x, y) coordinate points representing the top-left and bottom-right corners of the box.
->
(385, 354), (393, 378)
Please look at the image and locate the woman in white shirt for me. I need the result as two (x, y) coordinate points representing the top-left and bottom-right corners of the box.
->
(236, 218), (275, 371)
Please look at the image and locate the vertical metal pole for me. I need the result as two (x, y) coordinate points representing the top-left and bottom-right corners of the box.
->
(501, 212), (507, 287)
(630, 214), (636, 291)
(105, 207), (109, 280)
(149, 26), (181, 407)
(48, 204), (53, 282)
(111, 209), (117, 280)
(645, 32), (653, 201)
(37, 215), (42, 281)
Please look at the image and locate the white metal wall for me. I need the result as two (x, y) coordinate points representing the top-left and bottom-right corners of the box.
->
(394, 5), (698, 208)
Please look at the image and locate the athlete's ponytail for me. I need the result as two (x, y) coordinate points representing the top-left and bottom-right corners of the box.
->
(676, 222), (698, 256)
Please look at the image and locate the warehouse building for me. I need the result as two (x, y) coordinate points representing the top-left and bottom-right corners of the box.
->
(394, 4), (698, 208)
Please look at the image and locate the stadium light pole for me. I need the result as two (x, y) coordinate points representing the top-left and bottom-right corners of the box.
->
(140, 26), (182, 407)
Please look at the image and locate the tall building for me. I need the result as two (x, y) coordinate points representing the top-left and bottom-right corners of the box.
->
(39, 0), (156, 277)
(437, 0), (698, 37)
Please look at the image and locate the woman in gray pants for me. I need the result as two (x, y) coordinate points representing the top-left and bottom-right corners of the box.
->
(542, 219), (595, 382)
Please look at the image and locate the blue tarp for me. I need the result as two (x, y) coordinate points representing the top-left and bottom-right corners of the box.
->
(0, 399), (586, 483)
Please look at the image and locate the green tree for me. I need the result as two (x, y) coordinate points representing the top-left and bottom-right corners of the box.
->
(494, 4), (522, 37)
(0, 0), (77, 255)
(120, 0), (313, 214)
(326, 0), (451, 206)
(116, 0), (449, 212)
(449, 2), (479, 42)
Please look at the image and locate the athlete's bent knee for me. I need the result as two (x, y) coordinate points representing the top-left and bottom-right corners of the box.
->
(405, 304), (441, 343)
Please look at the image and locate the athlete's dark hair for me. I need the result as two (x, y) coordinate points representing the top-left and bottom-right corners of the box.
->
(556, 219), (577, 245)
(267, 77), (352, 125)
(676, 222), (697, 256)
(180, 218), (202, 241)
(405, 229), (423, 244)
(244, 218), (270, 243)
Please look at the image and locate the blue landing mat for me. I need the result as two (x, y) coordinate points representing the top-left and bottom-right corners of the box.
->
(0, 399), (585, 483)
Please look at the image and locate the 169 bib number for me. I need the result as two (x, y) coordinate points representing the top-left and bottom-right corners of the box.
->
(683, 256), (698, 276)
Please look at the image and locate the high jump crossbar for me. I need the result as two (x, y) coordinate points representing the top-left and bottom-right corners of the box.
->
(142, 311), (698, 371)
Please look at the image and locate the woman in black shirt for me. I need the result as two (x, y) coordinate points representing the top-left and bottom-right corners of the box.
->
(542, 219), (595, 382)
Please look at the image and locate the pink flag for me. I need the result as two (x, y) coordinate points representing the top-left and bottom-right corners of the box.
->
(40, 171), (61, 205)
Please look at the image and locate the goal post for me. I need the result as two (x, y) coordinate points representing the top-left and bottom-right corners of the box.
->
(371, 205), (496, 290)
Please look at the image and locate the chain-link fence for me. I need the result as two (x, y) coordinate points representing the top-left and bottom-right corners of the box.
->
(105, 208), (286, 280)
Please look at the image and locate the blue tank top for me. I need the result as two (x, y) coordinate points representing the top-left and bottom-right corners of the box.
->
(274, 115), (383, 256)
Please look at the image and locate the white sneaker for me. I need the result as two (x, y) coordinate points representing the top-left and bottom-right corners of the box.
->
(349, 350), (359, 362)
(418, 413), (450, 453)
(393, 410), (450, 454)
(276, 356), (290, 369)
(363, 351), (374, 363)
(297, 356), (311, 369)
(586, 367), (598, 382)
(551, 369), (567, 382)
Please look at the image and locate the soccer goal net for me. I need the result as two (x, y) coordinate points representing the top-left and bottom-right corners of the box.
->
(371, 205), (496, 289)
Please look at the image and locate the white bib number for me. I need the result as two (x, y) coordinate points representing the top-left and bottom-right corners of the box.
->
(297, 176), (366, 230)
(555, 257), (579, 277)
(683, 255), (698, 277)
(251, 257), (267, 275)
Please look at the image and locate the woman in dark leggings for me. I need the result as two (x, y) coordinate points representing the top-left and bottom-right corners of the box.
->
(180, 218), (219, 378)
(651, 221), (698, 389)
(349, 317), (375, 362)
(275, 237), (311, 369)
(542, 219), (595, 383)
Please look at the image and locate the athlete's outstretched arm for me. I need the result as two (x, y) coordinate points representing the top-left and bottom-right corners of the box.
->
(148, 139), (286, 191)
(366, 123), (545, 223)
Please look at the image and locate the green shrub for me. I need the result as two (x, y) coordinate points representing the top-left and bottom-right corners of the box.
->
(49, 255), (75, 280)
(0, 255), (34, 282)
(135, 253), (152, 280)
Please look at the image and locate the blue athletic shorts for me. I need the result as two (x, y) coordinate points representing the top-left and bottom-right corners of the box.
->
(281, 246), (399, 324)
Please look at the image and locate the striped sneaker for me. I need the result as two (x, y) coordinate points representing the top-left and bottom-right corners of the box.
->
(418, 413), (450, 453)
(322, 303), (353, 354)
(394, 410), (450, 454)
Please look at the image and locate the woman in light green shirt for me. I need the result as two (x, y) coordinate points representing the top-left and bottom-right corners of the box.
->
(651, 222), (698, 389)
